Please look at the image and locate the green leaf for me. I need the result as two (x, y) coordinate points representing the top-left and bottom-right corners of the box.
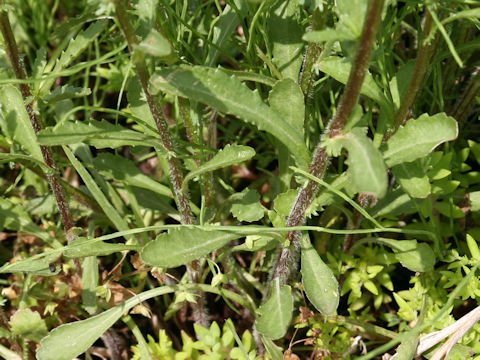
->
(383, 113), (458, 167)
(230, 189), (265, 222)
(327, 128), (388, 198)
(300, 236), (339, 315)
(9, 309), (48, 343)
(63, 146), (131, 234)
(37, 120), (167, 150)
(0, 198), (59, 247)
(267, 0), (304, 81)
(183, 144), (255, 190)
(255, 277), (293, 340)
(135, 29), (171, 57)
(64, 237), (141, 258)
(470, 191), (480, 212)
(0, 85), (44, 162)
(39, 20), (108, 95)
(82, 256), (99, 315)
(392, 161), (431, 198)
(393, 333), (419, 360)
(149, 66), (310, 168)
(269, 79), (304, 136)
(93, 153), (172, 198)
(37, 286), (177, 360)
(205, 0), (246, 67)
(337, 0), (367, 37)
(319, 57), (387, 105)
(374, 238), (435, 272)
(0, 257), (60, 276)
(141, 227), (243, 267)
(43, 85), (91, 103)
(303, 28), (356, 42)
(261, 335), (284, 360)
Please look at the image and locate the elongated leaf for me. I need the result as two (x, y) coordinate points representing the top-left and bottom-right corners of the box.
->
(267, 0), (304, 80)
(0, 85), (44, 162)
(0, 198), (59, 247)
(205, 0), (246, 66)
(82, 256), (99, 315)
(149, 66), (310, 168)
(44, 85), (91, 103)
(255, 277), (293, 339)
(0, 152), (50, 171)
(64, 237), (141, 258)
(37, 286), (174, 360)
(37, 120), (167, 150)
(326, 128), (387, 198)
(269, 79), (304, 135)
(141, 227), (243, 267)
(394, 335), (419, 360)
(300, 236), (339, 315)
(93, 153), (172, 198)
(40, 20), (107, 95)
(183, 144), (255, 190)
(0, 257), (60, 276)
(63, 146), (130, 234)
(392, 161), (431, 198)
(261, 336), (284, 360)
(374, 238), (435, 272)
(383, 113), (458, 167)
(303, 28), (356, 42)
(40, 307), (120, 360)
(319, 57), (387, 105)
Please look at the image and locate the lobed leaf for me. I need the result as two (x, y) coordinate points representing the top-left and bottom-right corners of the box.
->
(327, 128), (388, 198)
(141, 227), (243, 267)
(300, 236), (339, 315)
(37, 120), (167, 150)
(183, 144), (255, 191)
(255, 278), (293, 339)
(43, 85), (91, 103)
(383, 113), (458, 167)
(149, 66), (310, 168)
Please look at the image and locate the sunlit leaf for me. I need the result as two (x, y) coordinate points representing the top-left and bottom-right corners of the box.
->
(149, 66), (310, 168)
(141, 227), (243, 267)
(374, 238), (435, 272)
(64, 237), (141, 258)
(9, 309), (48, 342)
(383, 113), (458, 167)
(326, 128), (388, 198)
(0, 85), (44, 162)
(392, 161), (431, 198)
(183, 144), (255, 190)
(230, 189), (265, 222)
(255, 277), (293, 339)
(301, 236), (339, 315)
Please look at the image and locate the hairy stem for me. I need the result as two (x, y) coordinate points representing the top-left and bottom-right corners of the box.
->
(451, 68), (480, 127)
(299, 8), (326, 98)
(0, 5), (74, 234)
(271, 0), (385, 286)
(113, 0), (209, 327)
(387, 10), (434, 139)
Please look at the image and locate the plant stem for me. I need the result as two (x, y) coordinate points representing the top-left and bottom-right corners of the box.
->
(299, 8), (326, 98)
(451, 68), (480, 127)
(112, 0), (209, 327)
(113, 0), (194, 225)
(272, 0), (385, 286)
(0, 5), (74, 235)
(387, 10), (434, 139)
